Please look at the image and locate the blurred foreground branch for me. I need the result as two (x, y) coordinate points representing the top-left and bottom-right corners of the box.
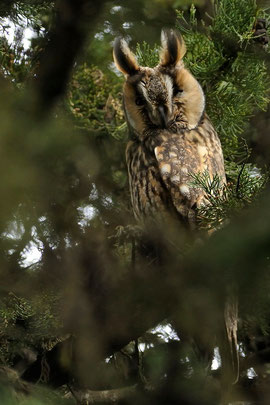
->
(22, 188), (270, 398)
(68, 384), (138, 404)
(33, 0), (106, 114)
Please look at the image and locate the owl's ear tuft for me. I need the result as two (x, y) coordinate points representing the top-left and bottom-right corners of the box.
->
(160, 29), (186, 67)
(113, 38), (139, 76)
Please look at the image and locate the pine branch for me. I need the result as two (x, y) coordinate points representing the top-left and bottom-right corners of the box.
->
(189, 164), (268, 230)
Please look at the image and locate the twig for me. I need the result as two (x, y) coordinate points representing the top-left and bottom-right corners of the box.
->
(236, 163), (246, 199)
(70, 385), (138, 404)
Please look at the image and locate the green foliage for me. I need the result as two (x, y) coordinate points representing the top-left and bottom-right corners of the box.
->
(135, 41), (160, 68)
(0, 292), (63, 364)
(211, 0), (258, 44)
(68, 64), (126, 140)
(180, 30), (226, 80)
(0, 0), (56, 88)
(190, 163), (269, 230)
(0, 384), (73, 405)
(0, 34), (34, 84)
(67, 64), (129, 194)
(208, 53), (270, 158)
(0, 1), (54, 29)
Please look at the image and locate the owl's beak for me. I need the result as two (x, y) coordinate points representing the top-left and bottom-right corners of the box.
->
(157, 105), (168, 128)
(148, 104), (169, 128)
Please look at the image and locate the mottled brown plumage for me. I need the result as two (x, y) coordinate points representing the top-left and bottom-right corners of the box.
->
(114, 29), (238, 383)
(114, 30), (225, 227)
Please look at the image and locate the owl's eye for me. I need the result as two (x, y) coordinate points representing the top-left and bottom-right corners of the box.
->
(173, 86), (183, 97)
(135, 97), (145, 106)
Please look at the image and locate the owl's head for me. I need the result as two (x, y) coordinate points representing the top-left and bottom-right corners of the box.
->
(113, 30), (205, 138)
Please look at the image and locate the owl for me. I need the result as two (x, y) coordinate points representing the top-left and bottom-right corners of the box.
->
(113, 30), (238, 383)
(113, 30), (225, 228)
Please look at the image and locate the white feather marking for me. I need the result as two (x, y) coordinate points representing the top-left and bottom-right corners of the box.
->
(154, 146), (164, 159)
(161, 30), (167, 49)
(139, 83), (151, 105)
(171, 175), (180, 184)
(160, 163), (171, 176)
(164, 75), (173, 101)
(198, 83), (205, 114)
(187, 83), (205, 129)
(197, 145), (208, 157)
(120, 38), (129, 54)
(180, 184), (190, 196)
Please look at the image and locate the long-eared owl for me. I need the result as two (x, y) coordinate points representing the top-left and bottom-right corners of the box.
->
(113, 29), (226, 228)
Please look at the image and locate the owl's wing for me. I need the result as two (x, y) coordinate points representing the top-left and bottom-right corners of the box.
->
(154, 134), (202, 226)
(154, 126), (225, 225)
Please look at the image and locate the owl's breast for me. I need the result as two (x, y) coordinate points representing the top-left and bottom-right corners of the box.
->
(126, 140), (170, 221)
(126, 116), (226, 226)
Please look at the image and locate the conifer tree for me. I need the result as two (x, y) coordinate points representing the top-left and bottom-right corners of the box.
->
(0, 1), (270, 404)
